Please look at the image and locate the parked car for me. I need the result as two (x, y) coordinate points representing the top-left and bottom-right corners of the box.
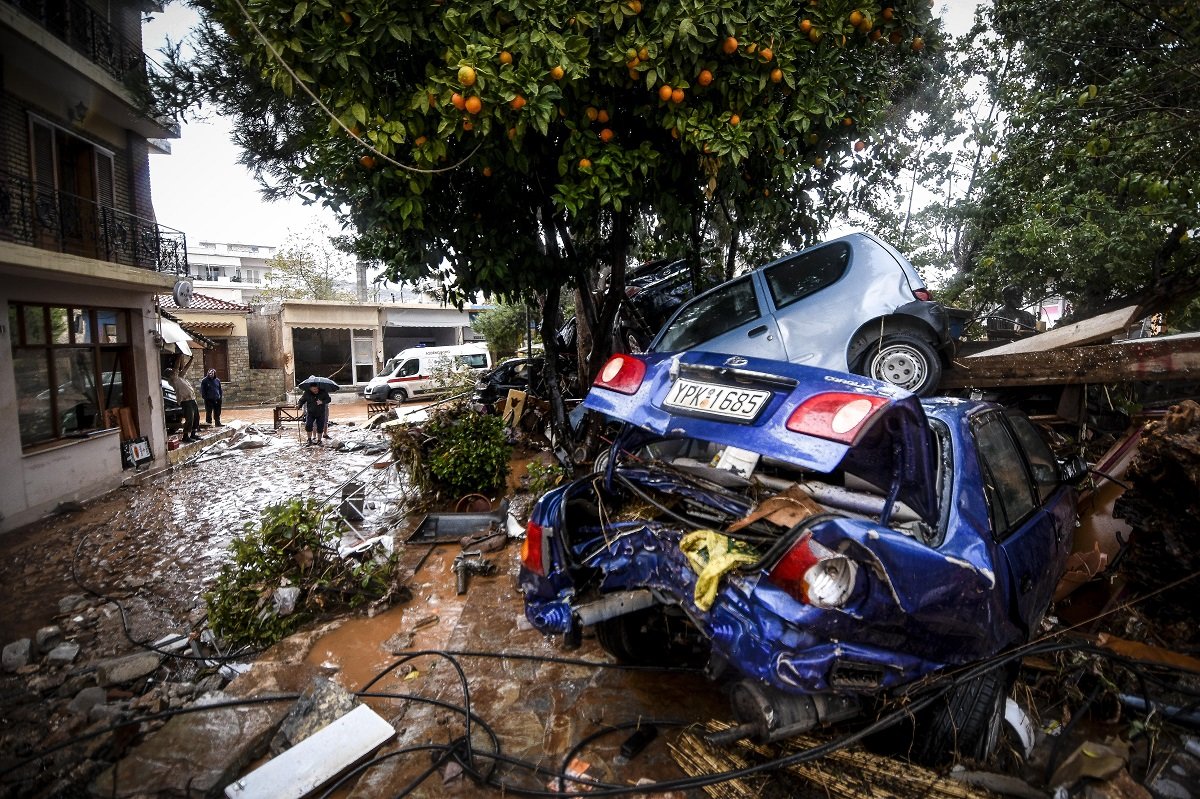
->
(471, 357), (546, 414)
(648, 232), (956, 396)
(617, 257), (694, 353)
(162, 378), (184, 433)
(520, 350), (1083, 763)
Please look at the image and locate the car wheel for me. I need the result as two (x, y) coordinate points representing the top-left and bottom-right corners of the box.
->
(388, 388), (408, 402)
(909, 665), (1013, 766)
(594, 605), (705, 667)
(857, 332), (942, 396)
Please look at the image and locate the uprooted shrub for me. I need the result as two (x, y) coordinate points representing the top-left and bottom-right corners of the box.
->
(387, 405), (511, 501)
(206, 497), (398, 648)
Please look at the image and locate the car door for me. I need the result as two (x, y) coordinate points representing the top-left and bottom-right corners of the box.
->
(759, 241), (854, 369)
(651, 275), (786, 361)
(972, 411), (1061, 635)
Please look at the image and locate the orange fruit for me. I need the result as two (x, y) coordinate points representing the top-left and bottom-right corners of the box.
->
(340, 10), (352, 25)
(599, 127), (614, 142)
(889, 30), (903, 44)
(658, 84), (673, 101)
(770, 68), (783, 83)
(626, 47), (639, 61)
(911, 36), (925, 51)
(746, 42), (758, 54)
(698, 69), (714, 86)
(808, 27), (822, 42)
(586, 106), (599, 121)
(760, 47), (773, 61)
(482, 166), (493, 176)
(427, 92), (437, 108)
(510, 95), (527, 110)
(579, 158), (592, 169)
(638, 47), (649, 61)
(458, 65), (477, 86)
(870, 29), (882, 41)
(814, 156), (824, 167)
(629, 68), (639, 79)
(849, 10), (864, 27)
(671, 127), (680, 139)
(414, 135), (427, 147)
(882, 7), (894, 20)
(551, 65), (565, 80)
(359, 154), (375, 168)
(722, 36), (738, 54)
(842, 116), (853, 126)
(857, 16), (873, 32)
(729, 113), (740, 125)
(452, 93), (466, 110)
(507, 127), (517, 139)
(854, 139), (865, 152)
(627, 58), (640, 69)
(671, 88), (685, 104)
(799, 19), (812, 33)
(465, 96), (482, 114)
(628, 0), (641, 12)
(499, 51), (513, 65)
(805, 132), (819, 145)
(597, 109), (610, 123)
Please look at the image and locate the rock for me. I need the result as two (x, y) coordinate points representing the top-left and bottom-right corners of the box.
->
(3, 638), (31, 672)
(270, 676), (358, 755)
(89, 702), (128, 725)
(28, 672), (66, 694)
(69, 686), (108, 716)
(196, 674), (225, 694)
(35, 625), (63, 653)
(94, 651), (163, 687)
(58, 594), (87, 614)
(46, 642), (80, 666)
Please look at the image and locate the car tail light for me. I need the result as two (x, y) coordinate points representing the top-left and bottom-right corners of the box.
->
(767, 533), (858, 608)
(521, 520), (546, 576)
(912, 288), (933, 301)
(593, 354), (646, 395)
(785, 392), (888, 444)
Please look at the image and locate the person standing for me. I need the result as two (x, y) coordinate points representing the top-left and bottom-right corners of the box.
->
(166, 367), (201, 442)
(200, 368), (223, 427)
(297, 383), (331, 446)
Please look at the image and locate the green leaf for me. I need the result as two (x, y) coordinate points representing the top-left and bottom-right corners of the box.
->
(352, 102), (367, 124)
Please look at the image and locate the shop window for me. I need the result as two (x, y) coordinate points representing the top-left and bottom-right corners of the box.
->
(9, 303), (134, 449)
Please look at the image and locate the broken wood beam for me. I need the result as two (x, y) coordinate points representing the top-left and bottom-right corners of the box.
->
(941, 333), (1200, 389)
(966, 304), (1142, 357)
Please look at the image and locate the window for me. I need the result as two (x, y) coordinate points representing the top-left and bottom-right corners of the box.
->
(1006, 412), (1061, 501)
(9, 303), (133, 449)
(203, 265), (221, 281)
(764, 242), (850, 309)
(397, 359), (419, 377)
(973, 412), (1037, 538)
(656, 277), (761, 352)
(458, 353), (489, 369)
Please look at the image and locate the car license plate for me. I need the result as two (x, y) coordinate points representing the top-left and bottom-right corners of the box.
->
(662, 379), (770, 421)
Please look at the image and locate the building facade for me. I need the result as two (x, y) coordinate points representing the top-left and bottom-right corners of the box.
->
(0, 0), (184, 533)
(187, 240), (276, 305)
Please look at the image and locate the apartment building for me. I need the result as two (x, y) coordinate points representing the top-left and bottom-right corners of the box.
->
(0, 0), (184, 533)
(187, 239), (276, 304)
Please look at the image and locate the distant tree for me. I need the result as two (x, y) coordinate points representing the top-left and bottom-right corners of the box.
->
(261, 225), (357, 302)
(471, 302), (529, 358)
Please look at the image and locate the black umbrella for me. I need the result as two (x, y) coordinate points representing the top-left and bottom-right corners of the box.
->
(297, 375), (340, 392)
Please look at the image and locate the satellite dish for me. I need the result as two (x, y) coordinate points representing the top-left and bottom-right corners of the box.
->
(172, 279), (194, 308)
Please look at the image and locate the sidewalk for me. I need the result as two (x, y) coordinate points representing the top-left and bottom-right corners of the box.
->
(219, 398), (429, 427)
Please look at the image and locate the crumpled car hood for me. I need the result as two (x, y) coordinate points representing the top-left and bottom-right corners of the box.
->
(584, 350), (939, 524)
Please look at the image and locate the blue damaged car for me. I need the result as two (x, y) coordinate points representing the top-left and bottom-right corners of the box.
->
(519, 351), (1083, 763)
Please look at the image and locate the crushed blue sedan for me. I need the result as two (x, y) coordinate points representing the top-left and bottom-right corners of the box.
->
(520, 351), (1083, 763)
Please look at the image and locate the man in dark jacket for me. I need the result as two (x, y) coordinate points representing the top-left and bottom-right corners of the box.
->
(297, 383), (331, 446)
(200, 369), (223, 427)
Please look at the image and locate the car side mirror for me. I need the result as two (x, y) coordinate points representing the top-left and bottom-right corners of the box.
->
(1058, 454), (1089, 485)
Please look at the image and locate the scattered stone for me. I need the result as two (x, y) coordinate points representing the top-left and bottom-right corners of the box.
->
(382, 631), (414, 653)
(35, 625), (63, 652)
(46, 642), (81, 666)
(69, 686), (108, 716)
(16, 663), (40, 676)
(196, 674), (225, 694)
(57, 594), (87, 613)
(89, 702), (129, 725)
(94, 651), (163, 687)
(270, 677), (358, 755)
(28, 672), (66, 694)
(3, 638), (31, 672)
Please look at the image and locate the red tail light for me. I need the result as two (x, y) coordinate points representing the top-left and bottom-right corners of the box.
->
(785, 392), (888, 444)
(593, 354), (646, 395)
(521, 520), (546, 576)
(767, 533), (858, 608)
(912, 288), (933, 301)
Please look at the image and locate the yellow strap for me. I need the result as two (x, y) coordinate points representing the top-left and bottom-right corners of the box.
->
(679, 531), (758, 611)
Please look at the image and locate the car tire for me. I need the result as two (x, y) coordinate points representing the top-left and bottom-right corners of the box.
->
(856, 332), (942, 396)
(594, 606), (705, 667)
(910, 665), (1013, 766)
(388, 388), (408, 402)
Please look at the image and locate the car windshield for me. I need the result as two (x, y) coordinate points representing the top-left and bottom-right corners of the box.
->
(656, 276), (760, 352)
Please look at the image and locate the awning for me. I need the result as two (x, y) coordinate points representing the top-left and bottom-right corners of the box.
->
(159, 318), (193, 356)
(384, 308), (474, 328)
(159, 308), (220, 348)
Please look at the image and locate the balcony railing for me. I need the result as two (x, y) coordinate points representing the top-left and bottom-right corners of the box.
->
(0, 170), (188, 275)
(4, 0), (148, 84)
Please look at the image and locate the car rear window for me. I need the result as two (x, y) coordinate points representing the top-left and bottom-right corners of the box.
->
(763, 242), (850, 310)
(656, 277), (761, 352)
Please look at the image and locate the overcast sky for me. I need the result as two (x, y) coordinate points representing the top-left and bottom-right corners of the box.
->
(143, 2), (981, 250)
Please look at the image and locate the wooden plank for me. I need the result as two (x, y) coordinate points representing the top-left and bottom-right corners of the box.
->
(224, 704), (395, 799)
(965, 304), (1141, 358)
(941, 332), (1200, 389)
(117, 407), (137, 440)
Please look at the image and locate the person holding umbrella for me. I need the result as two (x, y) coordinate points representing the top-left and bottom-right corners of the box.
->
(296, 375), (338, 446)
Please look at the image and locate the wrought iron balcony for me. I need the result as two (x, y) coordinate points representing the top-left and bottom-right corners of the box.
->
(4, 0), (149, 84)
(0, 170), (188, 275)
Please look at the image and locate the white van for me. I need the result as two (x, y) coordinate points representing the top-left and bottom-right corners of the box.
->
(362, 343), (491, 402)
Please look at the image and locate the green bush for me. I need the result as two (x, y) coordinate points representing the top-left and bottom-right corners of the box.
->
(425, 408), (511, 497)
(205, 497), (396, 647)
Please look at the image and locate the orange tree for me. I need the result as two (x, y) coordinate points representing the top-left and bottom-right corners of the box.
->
(166, 0), (939, 441)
